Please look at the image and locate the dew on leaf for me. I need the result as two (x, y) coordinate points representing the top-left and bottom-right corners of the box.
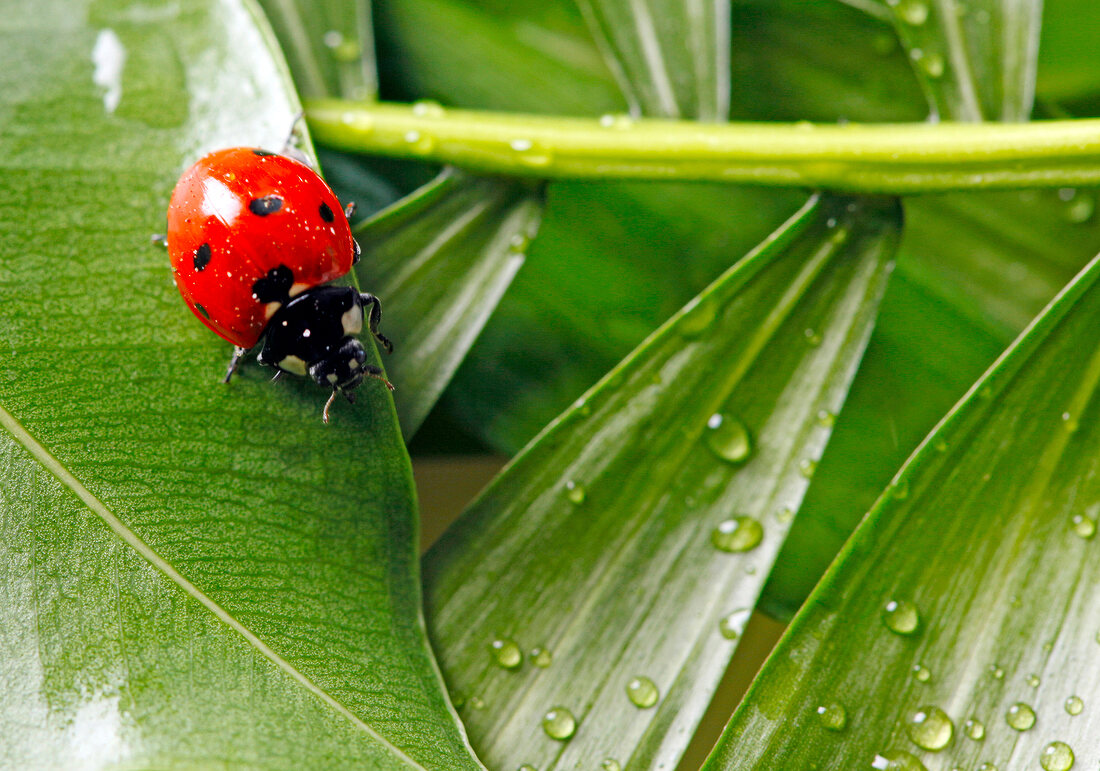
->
(711, 516), (764, 553)
(542, 707), (576, 740)
(882, 599), (921, 635)
(625, 676), (659, 708)
(906, 705), (953, 750)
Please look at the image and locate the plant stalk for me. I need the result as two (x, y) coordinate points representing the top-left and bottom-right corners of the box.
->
(306, 99), (1100, 193)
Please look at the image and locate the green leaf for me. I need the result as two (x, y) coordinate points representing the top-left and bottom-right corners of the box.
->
(0, 2), (479, 768)
(762, 186), (1100, 615)
(880, 0), (1042, 120)
(356, 168), (545, 437)
(572, 0), (729, 120)
(704, 230), (1100, 771)
(376, 0), (626, 115)
(255, 0), (376, 100)
(424, 194), (900, 770)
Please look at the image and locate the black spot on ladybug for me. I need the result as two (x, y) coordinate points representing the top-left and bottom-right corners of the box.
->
(252, 148), (278, 157)
(193, 243), (212, 272)
(249, 196), (284, 216)
(319, 202), (335, 223)
(252, 264), (295, 304)
(195, 302), (211, 320)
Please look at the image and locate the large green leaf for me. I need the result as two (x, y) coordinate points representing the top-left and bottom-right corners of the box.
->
(878, 0), (1042, 121)
(255, 0), (376, 100)
(0, 2), (479, 768)
(425, 194), (900, 770)
(571, 0), (729, 120)
(355, 168), (545, 437)
(762, 185), (1100, 615)
(704, 223), (1100, 771)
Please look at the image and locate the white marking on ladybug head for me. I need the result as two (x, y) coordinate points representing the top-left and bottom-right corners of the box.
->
(289, 282), (309, 297)
(341, 304), (363, 336)
(277, 355), (308, 376)
(326, 373), (339, 384)
(348, 358), (360, 370)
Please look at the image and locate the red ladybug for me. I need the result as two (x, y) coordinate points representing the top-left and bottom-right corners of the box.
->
(166, 147), (393, 422)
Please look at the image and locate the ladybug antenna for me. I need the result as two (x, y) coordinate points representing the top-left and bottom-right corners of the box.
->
(322, 388), (339, 424)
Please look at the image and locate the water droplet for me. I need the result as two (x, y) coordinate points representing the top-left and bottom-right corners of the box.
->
(989, 663), (1005, 679)
(893, 0), (930, 25)
(804, 328), (822, 346)
(719, 608), (751, 639)
(565, 480), (586, 504)
(1072, 514), (1096, 539)
(1066, 193), (1095, 224)
(907, 705), (953, 750)
(509, 138), (553, 168)
(322, 30), (362, 62)
(529, 646), (553, 668)
(678, 296), (719, 338)
(711, 516), (764, 553)
(815, 702), (847, 731)
(704, 413), (752, 464)
(816, 409), (836, 428)
(1026, 673), (1041, 688)
(340, 111), (374, 133)
(489, 637), (523, 669)
(625, 676), (659, 708)
(468, 695), (486, 710)
(1065, 695), (1083, 715)
(775, 506), (795, 524)
(979, 764), (997, 771)
(799, 458), (818, 478)
(882, 599), (921, 635)
(451, 691), (467, 709)
(600, 760), (621, 771)
(599, 113), (635, 129)
(542, 706), (576, 740)
(912, 664), (932, 683)
(1040, 741), (1075, 771)
(963, 717), (985, 740)
(1006, 702), (1036, 731)
(871, 750), (927, 770)
(411, 100), (445, 118)
(890, 477), (910, 500)
(518, 765), (537, 771)
(404, 130), (436, 154)
(508, 232), (530, 252)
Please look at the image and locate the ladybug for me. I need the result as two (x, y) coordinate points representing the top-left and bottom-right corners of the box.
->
(166, 147), (393, 422)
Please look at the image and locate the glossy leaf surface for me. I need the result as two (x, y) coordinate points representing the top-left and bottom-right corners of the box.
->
(256, 0), (376, 100)
(572, 0), (729, 120)
(705, 231), (1100, 771)
(424, 195), (900, 770)
(0, 2), (479, 768)
(355, 169), (545, 437)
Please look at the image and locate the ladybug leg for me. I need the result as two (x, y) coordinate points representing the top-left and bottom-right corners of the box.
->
(322, 388), (339, 424)
(223, 346), (248, 383)
(344, 202), (357, 219)
(363, 365), (396, 392)
(359, 293), (394, 353)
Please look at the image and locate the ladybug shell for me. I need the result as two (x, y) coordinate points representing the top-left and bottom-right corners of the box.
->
(167, 148), (355, 349)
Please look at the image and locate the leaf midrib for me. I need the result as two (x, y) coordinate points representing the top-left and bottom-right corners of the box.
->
(0, 402), (424, 770)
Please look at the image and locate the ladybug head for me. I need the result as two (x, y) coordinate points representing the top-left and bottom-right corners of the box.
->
(308, 337), (369, 392)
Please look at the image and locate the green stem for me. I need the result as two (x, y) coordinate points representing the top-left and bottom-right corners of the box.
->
(306, 99), (1100, 194)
